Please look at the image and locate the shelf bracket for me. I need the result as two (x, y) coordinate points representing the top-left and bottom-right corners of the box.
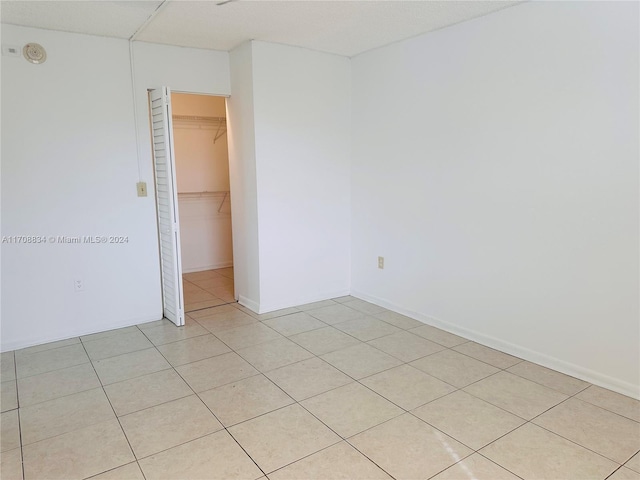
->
(213, 121), (226, 144)
(217, 191), (229, 213)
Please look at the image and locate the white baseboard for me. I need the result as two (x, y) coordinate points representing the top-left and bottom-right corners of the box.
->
(0, 312), (163, 352)
(351, 289), (640, 400)
(182, 262), (233, 274)
(257, 289), (350, 314)
(238, 295), (260, 313)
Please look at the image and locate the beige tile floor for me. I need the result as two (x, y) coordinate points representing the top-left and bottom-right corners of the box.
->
(1, 295), (639, 480)
(183, 267), (236, 312)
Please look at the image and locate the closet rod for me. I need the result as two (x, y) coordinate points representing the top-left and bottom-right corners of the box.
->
(177, 191), (229, 197)
(172, 114), (226, 122)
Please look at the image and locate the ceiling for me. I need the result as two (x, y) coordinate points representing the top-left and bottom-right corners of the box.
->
(1, 0), (522, 57)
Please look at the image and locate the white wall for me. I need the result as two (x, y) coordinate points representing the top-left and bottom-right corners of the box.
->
(1, 25), (230, 350)
(1, 25), (147, 349)
(350, 2), (639, 397)
(251, 41), (351, 312)
(228, 42), (261, 309)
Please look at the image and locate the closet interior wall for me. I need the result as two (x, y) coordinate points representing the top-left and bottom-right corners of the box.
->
(171, 93), (233, 273)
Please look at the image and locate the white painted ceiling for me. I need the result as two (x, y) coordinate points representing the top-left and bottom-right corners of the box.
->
(1, 0), (521, 57)
(1, 1), (164, 39)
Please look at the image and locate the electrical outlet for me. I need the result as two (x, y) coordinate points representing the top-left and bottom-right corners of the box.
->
(378, 256), (384, 269)
(74, 279), (84, 292)
(137, 182), (147, 197)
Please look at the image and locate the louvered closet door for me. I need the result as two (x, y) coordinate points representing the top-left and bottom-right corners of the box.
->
(149, 87), (185, 326)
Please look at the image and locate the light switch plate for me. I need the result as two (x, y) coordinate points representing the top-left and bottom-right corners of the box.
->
(137, 182), (147, 197)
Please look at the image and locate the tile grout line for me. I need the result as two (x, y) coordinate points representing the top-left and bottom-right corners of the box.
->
(126, 325), (224, 476)
(221, 321), (480, 478)
(570, 388), (640, 423)
(13, 351), (26, 480)
(11, 357), (90, 382)
(76, 338), (145, 480)
(472, 381), (634, 473)
(532, 421), (631, 468)
(6, 290), (639, 480)
(88, 324), (633, 480)
(264, 439), (397, 480)
(143, 327), (270, 480)
(472, 451), (526, 479)
(151, 302), (403, 477)
(528, 379), (640, 464)
(185, 298), (236, 314)
(182, 300), (538, 468)
(340, 403), (522, 480)
(6, 348), (137, 478)
(528, 391), (639, 465)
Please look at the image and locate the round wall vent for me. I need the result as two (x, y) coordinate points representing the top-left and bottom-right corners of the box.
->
(23, 43), (46, 64)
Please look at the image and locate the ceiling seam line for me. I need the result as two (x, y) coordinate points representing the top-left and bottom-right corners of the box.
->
(127, 0), (171, 182)
(129, 0), (171, 42)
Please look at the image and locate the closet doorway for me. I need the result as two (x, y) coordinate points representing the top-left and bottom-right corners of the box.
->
(171, 92), (235, 313)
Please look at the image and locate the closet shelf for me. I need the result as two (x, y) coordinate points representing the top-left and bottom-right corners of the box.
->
(172, 115), (227, 143)
(178, 191), (229, 198)
(172, 115), (225, 122)
(178, 191), (231, 212)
